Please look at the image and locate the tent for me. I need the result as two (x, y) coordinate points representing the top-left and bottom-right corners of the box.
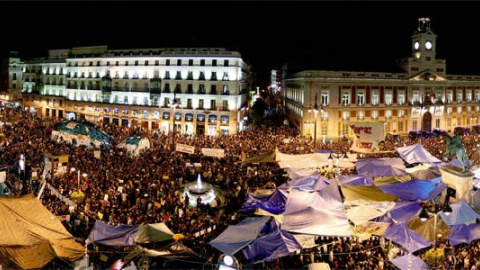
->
(243, 220), (302, 263)
(86, 220), (174, 246)
(278, 171), (330, 191)
(439, 199), (480, 225)
(276, 151), (355, 169)
(0, 194), (85, 269)
(383, 223), (431, 253)
(447, 223), (480, 246)
(395, 144), (442, 164)
(345, 201), (395, 225)
(241, 189), (288, 215)
(407, 216), (451, 242)
(356, 158), (407, 177)
(118, 136), (150, 156)
(209, 216), (270, 255)
(282, 182), (352, 236)
(380, 179), (446, 201)
(52, 120), (110, 148)
(124, 243), (197, 261)
(375, 201), (422, 224)
(338, 175), (375, 186)
(340, 185), (399, 202)
(391, 254), (430, 270)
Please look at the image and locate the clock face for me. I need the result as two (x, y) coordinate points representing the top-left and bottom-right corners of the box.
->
(414, 41), (420, 50)
(425, 41), (433, 50)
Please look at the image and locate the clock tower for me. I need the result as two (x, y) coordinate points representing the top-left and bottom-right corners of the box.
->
(397, 18), (446, 76)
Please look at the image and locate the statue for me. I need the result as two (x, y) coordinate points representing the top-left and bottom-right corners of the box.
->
(443, 133), (470, 172)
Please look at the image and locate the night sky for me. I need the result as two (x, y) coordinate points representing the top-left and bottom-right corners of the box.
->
(2, 2), (480, 87)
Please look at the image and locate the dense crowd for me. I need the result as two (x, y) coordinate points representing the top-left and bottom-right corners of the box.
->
(2, 106), (480, 269)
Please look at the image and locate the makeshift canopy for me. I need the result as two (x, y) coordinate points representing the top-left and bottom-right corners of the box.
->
(338, 175), (375, 186)
(118, 136), (150, 156)
(243, 220), (302, 263)
(86, 220), (174, 246)
(447, 223), (480, 246)
(345, 201), (395, 225)
(409, 168), (442, 180)
(282, 182), (352, 236)
(52, 120), (110, 148)
(278, 171), (330, 191)
(340, 185), (399, 202)
(380, 179), (446, 201)
(241, 189), (288, 215)
(383, 223), (431, 253)
(124, 243), (197, 261)
(391, 254), (430, 270)
(395, 144), (442, 164)
(440, 199), (480, 225)
(376, 201), (422, 224)
(276, 151), (355, 169)
(356, 158), (407, 177)
(0, 194), (85, 269)
(209, 216), (270, 255)
(407, 216), (451, 242)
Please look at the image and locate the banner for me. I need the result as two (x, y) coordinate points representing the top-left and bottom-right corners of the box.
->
(201, 148), (225, 158)
(46, 183), (77, 207)
(94, 150), (101, 159)
(176, 143), (195, 154)
(57, 215), (71, 222)
(349, 122), (386, 153)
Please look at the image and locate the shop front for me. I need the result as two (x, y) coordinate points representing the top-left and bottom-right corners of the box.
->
(207, 115), (218, 136)
(196, 114), (205, 135)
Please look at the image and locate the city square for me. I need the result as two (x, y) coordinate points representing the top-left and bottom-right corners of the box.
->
(2, 3), (480, 270)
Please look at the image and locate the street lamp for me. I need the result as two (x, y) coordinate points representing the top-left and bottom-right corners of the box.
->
(419, 188), (454, 246)
(308, 93), (319, 149)
(218, 254), (239, 270)
(169, 93), (181, 152)
(70, 167), (87, 191)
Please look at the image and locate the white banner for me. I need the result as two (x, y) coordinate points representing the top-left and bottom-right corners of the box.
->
(46, 183), (77, 207)
(176, 143), (195, 154)
(349, 122), (386, 153)
(201, 148), (225, 158)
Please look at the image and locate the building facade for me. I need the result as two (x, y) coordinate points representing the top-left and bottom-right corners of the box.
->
(20, 46), (249, 135)
(284, 18), (480, 142)
(0, 51), (23, 107)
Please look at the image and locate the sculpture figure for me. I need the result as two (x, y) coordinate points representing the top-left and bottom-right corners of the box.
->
(443, 133), (470, 172)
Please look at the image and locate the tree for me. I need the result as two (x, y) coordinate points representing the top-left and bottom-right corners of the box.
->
(249, 98), (266, 123)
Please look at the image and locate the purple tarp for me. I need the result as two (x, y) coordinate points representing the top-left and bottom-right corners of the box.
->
(279, 171), (330, 191)
(380, 201), (422, 224)
(440, 199), (480, 225)
(380, 179), (446, 201)
(282, 181), (351, 236)
(241, 189), (288, 214)
(86, 220), (138, 246)
(391, 254), (430, 270)
(356, 158), (407, 177)
(448, 223), (480, 246)
(209, 216), (270, 255)
(383, 223), (431, 253)
(243, 220), (301, 263)
(395, 144), (442, 164)
(338, 175), (375, 186)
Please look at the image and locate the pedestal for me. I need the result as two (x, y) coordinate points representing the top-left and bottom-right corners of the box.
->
(440, 165), (474, 201)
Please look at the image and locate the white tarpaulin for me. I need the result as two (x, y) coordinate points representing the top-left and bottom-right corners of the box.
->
(348, 122), (385, 153)
(276, 152), (354, 169)
(356, 158), (407, 177)
(282, 181), (352, 236)
(395, 144), (441, 164)
(345, 201), (396, 225)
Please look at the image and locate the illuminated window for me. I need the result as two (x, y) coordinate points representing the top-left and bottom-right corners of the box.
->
(398, 92), (405, 105)
(385, 92), (392, 105)
(357, 91), (364, 105)
(358, 111), (364, 120)
(398, 122), (403, 132)
(372, 110), (378, 119)
(321, 91), (329, 106)
(372, 91), (379, 105)
(222, 72), (229, 81)
(342, 92), (350, 106)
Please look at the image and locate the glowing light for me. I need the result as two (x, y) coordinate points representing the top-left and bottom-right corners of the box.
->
(223, 256), (234, 266)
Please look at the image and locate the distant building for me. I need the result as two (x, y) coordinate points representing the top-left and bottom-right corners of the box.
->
(0, 51), (23, 107)
(18, 46), (248, 135)
(284, 18), (480, 142)
(270, 69), (282, 94)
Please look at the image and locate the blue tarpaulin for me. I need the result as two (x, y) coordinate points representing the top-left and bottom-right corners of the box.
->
(448, 223), (480, 246)
(209, 216), (270, 255)
(391, 254), (430, 270)
(395, 144), (441, 164)
(278, 172), (330, 191)
(241, 189), (288, 214)
(356, 158), (407, 177)
(243, 220), (301, 263)
(86, 220), (138, 246)
(440, 199), (480, 225)
(383, 223), (431, 253)
(338, 175), (375, 186)
(380, 179), (446, 201)
(375, 201), (422, 224)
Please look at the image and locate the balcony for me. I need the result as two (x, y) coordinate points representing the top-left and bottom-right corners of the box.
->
(222, 91), (230, 95)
